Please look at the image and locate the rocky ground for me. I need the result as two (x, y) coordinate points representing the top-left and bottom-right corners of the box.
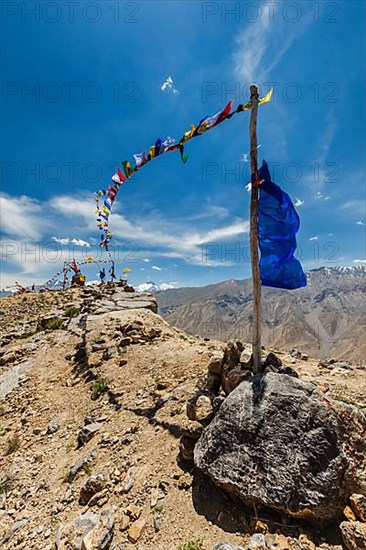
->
(0, 284), (365, 549)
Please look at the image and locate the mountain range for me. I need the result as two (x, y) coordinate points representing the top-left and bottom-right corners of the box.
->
(156, 266), (366, 363)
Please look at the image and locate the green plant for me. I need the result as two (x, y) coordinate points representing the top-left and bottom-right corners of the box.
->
(178, 540), (203, 550)
(5, 434), (21, 455)
(43, 317), (64, 330)
(20, 331), (36, 339)
(66, 441), (74, 453)
(0, 479), (13, 494)
(64, 306), (80, 318)
(153, 503), (164, 514)
(91, 378), (108, 400)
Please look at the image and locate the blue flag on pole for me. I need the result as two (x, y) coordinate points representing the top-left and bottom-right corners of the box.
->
(256, 160), (307, 290)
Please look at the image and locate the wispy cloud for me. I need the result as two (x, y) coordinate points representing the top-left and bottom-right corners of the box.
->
(0, 192), (250, 286)
(309, 236), (318, 241)
(356, 220), (365, 226)
(340, 200), (365, 212)
(353, 259), (366, 264)
(161, 76), (179, 95)
(152, 265), (162, 271)
(294, 198), (304, 207)
(0, 194), (43, 240)
(233, 3), (311, 83)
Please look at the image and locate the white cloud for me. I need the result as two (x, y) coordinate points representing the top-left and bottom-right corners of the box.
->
(52, 237), (70, 246)
(315, 192), (330, 201)
(161, 76), (179, 95)
(245, 183), (251, 193)
(356, 220), (365, 226)
(309, 236), (318, 241)
(353, 259), (366, 264)
(340, 200), (365, 212)
(52, 237), (90, 247)
(152, 265), (162, 271)
(0, 194), (43, 240)
(71, 239), (90, 247)
(233, 3), (310, 84)
(294, 198), (304, 207)
(0, 191), (250, 284)
(142, 258), (150, 262)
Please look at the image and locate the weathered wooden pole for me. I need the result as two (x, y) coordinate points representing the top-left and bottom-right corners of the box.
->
(249, 84), (262, 374)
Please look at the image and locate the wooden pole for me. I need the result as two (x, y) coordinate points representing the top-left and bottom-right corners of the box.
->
(249, 84), (262, 374)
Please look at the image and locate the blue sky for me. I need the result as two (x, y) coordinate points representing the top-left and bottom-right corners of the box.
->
(1, 0), (365, 289)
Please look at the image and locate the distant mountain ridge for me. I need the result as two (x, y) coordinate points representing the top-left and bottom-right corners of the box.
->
(156, 266), (366, 363)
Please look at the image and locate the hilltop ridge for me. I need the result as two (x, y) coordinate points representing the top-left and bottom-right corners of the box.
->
(0, 284), (365, 549)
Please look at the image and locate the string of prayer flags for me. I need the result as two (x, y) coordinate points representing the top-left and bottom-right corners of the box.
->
(94, 89), (273, 249)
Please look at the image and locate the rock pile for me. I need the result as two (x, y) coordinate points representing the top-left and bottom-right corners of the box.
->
(182, 341), (366, 525)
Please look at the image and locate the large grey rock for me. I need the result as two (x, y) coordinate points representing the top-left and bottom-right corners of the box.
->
(194, 373), (366, 521)
(0, 361), (33, 400)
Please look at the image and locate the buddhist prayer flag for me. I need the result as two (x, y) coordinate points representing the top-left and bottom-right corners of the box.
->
(94, 90), (273, 248)
(257, 160), (307, 290)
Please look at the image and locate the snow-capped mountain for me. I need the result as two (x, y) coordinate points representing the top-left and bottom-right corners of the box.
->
(135, 281), (177, 293)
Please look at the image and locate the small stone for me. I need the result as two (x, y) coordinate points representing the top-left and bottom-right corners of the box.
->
(126, 504), (141, 520)
(102, 345), (118, 360)
(194, 395), (213, 423)
(156, 379), (170, 390)
(247, 533), (266, 549)
(207, 352), (224, 375)
(79, 473), (107, 505)
(177, 472), (192, 490)
(47, 420), (60, 435)
(119, 513), (130, 531)
(350, 494), (366, 522)
(153, 514), (161, 532)
(344, 505), (357, 522)
(128, 517), (146, 543)
(119, 337), (132, 347)
(340, 521), (366, 550)
(179, 436), (196, 461)
(68, 449), (97, 482)
(250, 519), (269, 534)
(77, 423), (102, 448)
(121, 471), (134, 493)
(263, 352), (282, 369)
(271, 534), (290, 550)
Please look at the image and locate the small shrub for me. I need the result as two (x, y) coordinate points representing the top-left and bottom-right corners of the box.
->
(64, 306), (80, 318)
(19, 331), (36, 339)
(43, 317), (64, 330)
(0, 479), (13, 494)
(152, 502), (165, 515)
(5, 434), (21, 455)
(91, 378), (108, 400)
(178, 540), (203, 550)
